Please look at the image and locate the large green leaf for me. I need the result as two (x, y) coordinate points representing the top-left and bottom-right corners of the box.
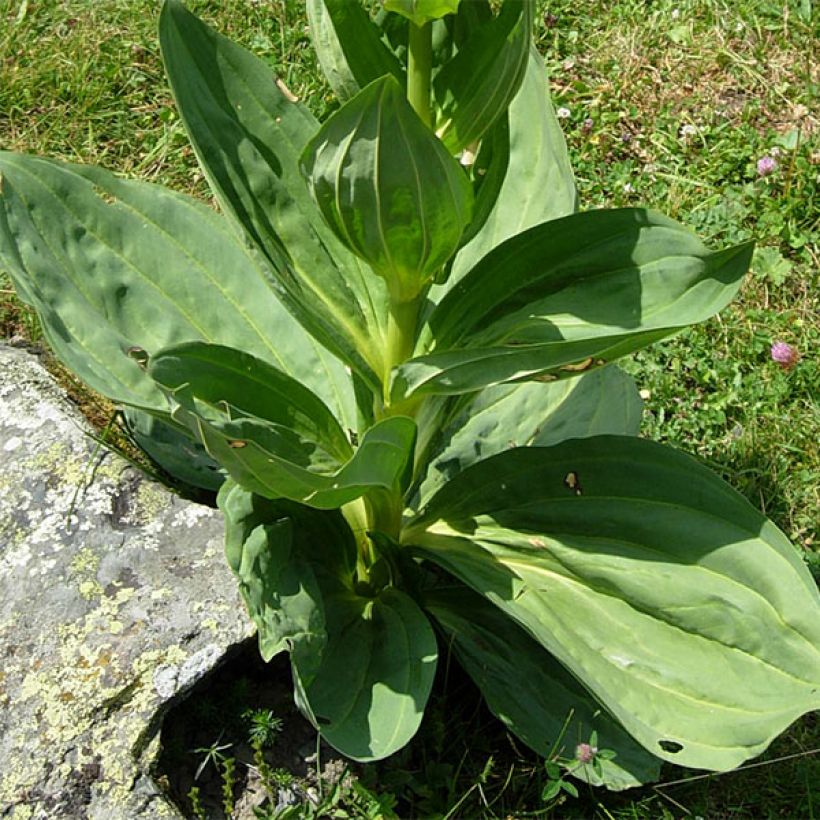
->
(150, 342), (353, 461)
(0, 153), (356, 428)
(445, 48), (577, 285)
(393, 209), (753, 399)
(404, 437), (820, 771)
(159, 0), (387, 386)
(293, 584), (438, 761)
(219, 479), (436, 760)
(301, 75), (473, 301)
(412, 365), (642, 505)
(425, 585), (661, 790)
(432, 0), (534, 154)
(219, 481), (355, 678)
(306, 0), (405, 100)
(150, 342), (417, 509)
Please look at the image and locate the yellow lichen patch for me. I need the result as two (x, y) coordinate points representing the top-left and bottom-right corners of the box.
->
(79, 579), (103, 600)
(70, 546), (100, 576)
(4, 589), (191, 813)
(131, 481), (170, 526)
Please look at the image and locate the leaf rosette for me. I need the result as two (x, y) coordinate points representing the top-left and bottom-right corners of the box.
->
(1, 0), (817, 793)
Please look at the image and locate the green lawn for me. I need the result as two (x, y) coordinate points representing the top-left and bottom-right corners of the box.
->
(1, 0), (817, 817)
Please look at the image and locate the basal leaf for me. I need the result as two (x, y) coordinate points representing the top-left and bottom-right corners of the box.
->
(425, 585), (662, 790)
(159, 0), (388, 386)
(301, 75), (473, 301)
(150, 342), (417, 509)
(393, 209), (753, 399)
(219, 481), (357, 680)
(307, 0), (404, 100)
(219, 481), (435, 760)
(432, 0), (534, 153)
(405, 437), (820, 771)
(293, 585), (438, 761)
(0, 153), (355, 429)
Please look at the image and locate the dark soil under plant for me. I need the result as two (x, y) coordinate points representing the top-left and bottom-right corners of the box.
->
(153, 636), (820, 819)
(154, 640), (345, 819)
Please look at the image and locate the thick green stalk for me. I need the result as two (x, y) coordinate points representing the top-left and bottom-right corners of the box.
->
(341, 497), (376, 581)
(385, 297), (419, 380)
(407, 21), (432, 127)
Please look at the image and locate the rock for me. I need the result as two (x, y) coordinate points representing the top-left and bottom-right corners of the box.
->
(0, 346), (252, 819)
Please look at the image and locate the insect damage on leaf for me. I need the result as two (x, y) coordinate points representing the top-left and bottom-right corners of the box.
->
(93, 185), (117, 205)
(275, 78), (299, 103)
(563, 471), (582, 495)
(560, 357), (594, 372)
(126, 346), (149, 370)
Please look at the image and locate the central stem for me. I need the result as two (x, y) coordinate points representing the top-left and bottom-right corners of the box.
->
(407, 21), (432, 127)
(385, 297), (418, 378)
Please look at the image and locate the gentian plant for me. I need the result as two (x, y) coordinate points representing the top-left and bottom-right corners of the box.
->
(1, 0), (817, 790)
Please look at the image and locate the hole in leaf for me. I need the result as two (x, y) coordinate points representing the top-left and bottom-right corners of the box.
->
(126, 346), (149, 369)
(658, 739), (684, 753)
(93, 184), (117, 205)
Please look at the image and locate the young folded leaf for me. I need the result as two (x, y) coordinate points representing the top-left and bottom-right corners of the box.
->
(300, 75), (474, 302)
(307, 0), (405, 100)
(384, 0), (461, 26)
(433, 0), (535, 153)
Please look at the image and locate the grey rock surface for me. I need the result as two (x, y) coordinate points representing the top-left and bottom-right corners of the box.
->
(0, 346), (252, 819)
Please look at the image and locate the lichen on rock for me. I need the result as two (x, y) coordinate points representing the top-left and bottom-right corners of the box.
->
(0, 346), (251, 819)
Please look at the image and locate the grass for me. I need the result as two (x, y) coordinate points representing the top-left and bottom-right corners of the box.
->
(1, 0), (818, 816)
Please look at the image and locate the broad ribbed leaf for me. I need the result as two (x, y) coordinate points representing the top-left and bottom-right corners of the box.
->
(384, 0), (461, 25)
(433, 0), (534, 153)
(0, 153), (356, 429)
(393, 209), (753, 399)
(219, 482), (355, 678)
(405, 437), (820, 771)
(150, 342), (416, 509)
(425, 586), (661, 790)
(159, 0), (387, 385)
(413, 365), (642, 505)
(446, 48), (577, 284)
(293, 585), (438, 761)
(307, 0), (404, 100)
(150, 342), (352, 461)
(301, 75), (473, 301)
